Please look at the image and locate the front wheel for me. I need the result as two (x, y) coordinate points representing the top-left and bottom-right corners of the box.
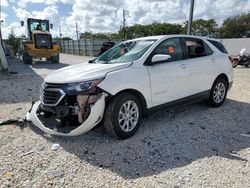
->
(208, 78), (228, 107)
(104, 93), (142, 139)
(22, 52), (32, 64)
(51, 54), (59, 63)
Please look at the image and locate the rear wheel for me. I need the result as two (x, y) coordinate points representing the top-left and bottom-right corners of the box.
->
(208, 77), (228, 107)
(22, 52), (32, 64)
(104, 93), (142, 139)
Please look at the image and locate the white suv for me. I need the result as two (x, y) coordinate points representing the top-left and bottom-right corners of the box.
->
(27, 35), (233, 139)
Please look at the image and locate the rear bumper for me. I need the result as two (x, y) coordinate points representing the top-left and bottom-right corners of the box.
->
(26, 93), (106, 136)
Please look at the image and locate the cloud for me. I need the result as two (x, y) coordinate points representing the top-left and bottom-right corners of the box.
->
(1, 0), (9, 6)
(17, 0), (58, 8)
(1, 22), (25, 39)
(2, 0), (250, 39)
(1, 12), (8, 22)
(13, 7), (32, 20)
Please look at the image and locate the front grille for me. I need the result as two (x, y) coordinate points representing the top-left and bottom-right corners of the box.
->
(34, 33), (52, 49)
(41, 83), (65, 106)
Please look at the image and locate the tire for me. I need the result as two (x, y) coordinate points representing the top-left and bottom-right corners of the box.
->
(23, 52), (32, 64)
(208, 77), (228, 107)
(232, 59), (238, 68)
(104, 93), (142, 139)
(46, 57), (52, 61)
(245, 63), (249, 67)
(51, 54), (59, 63)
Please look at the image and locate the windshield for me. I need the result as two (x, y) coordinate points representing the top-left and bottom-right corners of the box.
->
(94, 40), (156, 64)
(30, 21), (48, 32)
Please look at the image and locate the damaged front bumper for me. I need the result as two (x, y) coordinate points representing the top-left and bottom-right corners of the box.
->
(26, 93), (106, 136)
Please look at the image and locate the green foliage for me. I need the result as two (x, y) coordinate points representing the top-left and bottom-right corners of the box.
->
(118, 23), (183, 39)
(53, 36), (73, 42)
(219, 13), (250, 38)
(7, 29), (21, 53)
(182, 19), (219, 37)
(74, 13), (250, 40)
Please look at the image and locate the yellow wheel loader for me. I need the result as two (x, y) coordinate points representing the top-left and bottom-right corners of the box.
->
(20, 18), (60, 64)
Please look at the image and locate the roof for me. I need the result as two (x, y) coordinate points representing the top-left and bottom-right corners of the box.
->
(128, 34), (220, 41)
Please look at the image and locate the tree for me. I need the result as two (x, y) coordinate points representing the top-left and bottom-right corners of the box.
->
(118, 22), (183, 39)
(53, 36), (73, 42)
(182, 19), (219, 37)
(7, 29), (21, 54)
(219, 13), (250, 38)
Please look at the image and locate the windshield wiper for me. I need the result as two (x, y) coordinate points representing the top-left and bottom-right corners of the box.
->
(88, 58), (96, 63)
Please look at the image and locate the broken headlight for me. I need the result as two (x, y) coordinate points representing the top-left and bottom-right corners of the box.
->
(64, 78), (104, 94)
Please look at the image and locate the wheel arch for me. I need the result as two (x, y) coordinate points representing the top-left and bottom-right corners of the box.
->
(214, 73), (229, 87)
(110, 89), (148, 117)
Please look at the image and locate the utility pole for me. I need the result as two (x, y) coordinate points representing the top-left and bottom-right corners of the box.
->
(76, 22), (80, 55)
(123, 8), (126, 39)
(187, 0), (195, 35)
(59, 22), (62, 53)
(76, 21), (79, 40)
(59, 22), (62, 42)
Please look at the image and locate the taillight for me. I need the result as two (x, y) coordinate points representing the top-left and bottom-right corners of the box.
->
(228, 56), (233, 64)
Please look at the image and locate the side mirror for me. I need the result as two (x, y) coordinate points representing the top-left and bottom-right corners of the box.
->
(21, 21), (24, 27)
(151, 54), (171, 63)
(50, 24), (53, 29)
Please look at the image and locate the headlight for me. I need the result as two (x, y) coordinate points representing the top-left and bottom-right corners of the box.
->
(65, 78), (104, 93)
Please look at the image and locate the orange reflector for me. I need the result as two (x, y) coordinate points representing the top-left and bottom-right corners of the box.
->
(168, 46), (174, 54)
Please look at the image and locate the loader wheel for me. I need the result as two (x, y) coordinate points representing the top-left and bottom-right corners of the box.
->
(23, 52), (32, 64)
(51, 54), (59, 63)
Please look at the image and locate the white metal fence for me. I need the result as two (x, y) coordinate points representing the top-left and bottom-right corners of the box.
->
(60, 38), (250, 57)
(60, 39), (122, 57)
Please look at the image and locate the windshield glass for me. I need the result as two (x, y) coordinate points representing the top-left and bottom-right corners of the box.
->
(30, 21), (48, 32)
(94, 40), (156, 64)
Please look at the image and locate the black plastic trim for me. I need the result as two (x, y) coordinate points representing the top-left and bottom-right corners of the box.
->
(147, 90), (210, 113)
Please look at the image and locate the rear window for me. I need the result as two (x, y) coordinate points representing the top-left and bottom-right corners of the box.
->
(207, 40), (228, 54)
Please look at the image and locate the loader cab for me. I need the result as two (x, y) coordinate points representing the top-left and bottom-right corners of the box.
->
(27, 18), (50, 40)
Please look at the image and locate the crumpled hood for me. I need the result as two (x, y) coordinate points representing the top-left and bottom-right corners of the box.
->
(44, 62), (132, 84)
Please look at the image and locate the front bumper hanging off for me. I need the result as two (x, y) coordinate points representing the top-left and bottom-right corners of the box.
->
(26, 93), (106, 136)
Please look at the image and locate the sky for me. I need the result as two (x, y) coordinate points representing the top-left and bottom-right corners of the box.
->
(0, 0), (250, 39)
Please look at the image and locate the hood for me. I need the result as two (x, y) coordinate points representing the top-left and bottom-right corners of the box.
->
(44, 62), (132, 84)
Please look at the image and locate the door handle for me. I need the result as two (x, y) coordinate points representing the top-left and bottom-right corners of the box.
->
(211, 58), (216, 63)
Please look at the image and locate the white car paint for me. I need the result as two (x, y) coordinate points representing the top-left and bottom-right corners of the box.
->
(45, 62), (132, 84)
(27, 35), (233, 136)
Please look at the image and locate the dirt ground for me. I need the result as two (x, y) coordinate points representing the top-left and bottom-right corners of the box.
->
(0, 55), (250, 187)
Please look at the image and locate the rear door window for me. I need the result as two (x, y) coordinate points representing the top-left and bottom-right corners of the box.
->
(184, 38), (213, 58)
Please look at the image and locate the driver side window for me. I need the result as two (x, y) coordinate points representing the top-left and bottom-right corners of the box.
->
(152, 38), (184, 62)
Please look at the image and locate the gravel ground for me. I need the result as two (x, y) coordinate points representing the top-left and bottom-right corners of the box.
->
(0, 57), (250, 187)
